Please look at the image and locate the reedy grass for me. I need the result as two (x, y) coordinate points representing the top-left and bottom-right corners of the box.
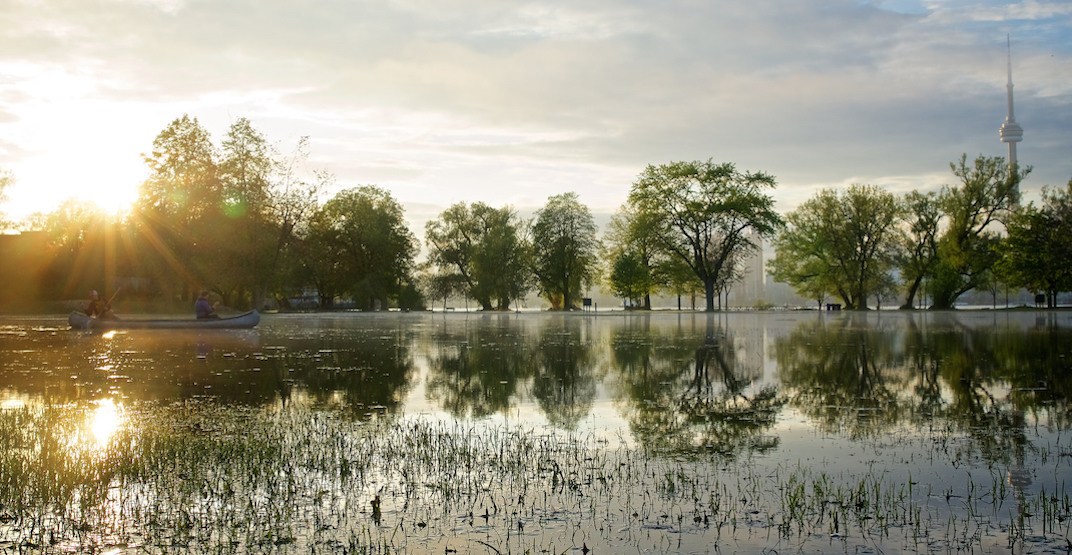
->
(0, 403), (1069, 553)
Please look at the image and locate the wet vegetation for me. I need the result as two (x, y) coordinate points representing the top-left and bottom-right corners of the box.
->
(1, 311), (1071, 553)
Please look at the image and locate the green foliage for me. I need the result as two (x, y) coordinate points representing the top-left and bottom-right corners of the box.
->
(769, 184), (902, 310)
(425, 202), (530, 310)
(602, 206), (665, 309)
(896, 190), (941, 309)
(133, 114), (222, 302)
(304, 186), (418, 310)
(628, 159), (783, 312)
(530, 192), (600, 310)
(609, 251), (652, 307)
(210, 118), (278, 307)
(138, 114), (220, 223)
(929, 155), (1028, 309)
(125, 117), (326, 309)
(998, 181), (1072, 307)
(219, 117), (273, 220)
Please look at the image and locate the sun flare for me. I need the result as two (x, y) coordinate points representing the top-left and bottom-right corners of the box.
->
(88, 398), (124, 449)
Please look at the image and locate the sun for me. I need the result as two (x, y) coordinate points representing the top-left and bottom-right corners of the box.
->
(5, 144), (144, 222)
(1, 84), (151, 224)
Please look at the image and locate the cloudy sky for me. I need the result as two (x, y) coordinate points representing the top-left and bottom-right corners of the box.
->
(1, 0), (1069, 231)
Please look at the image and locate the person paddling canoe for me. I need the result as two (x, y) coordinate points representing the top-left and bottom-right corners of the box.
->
(85, 289), (118, 319)
(195, 289), (220, 319)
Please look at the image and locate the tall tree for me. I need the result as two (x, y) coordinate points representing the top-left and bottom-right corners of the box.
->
(768, 184), (902, 310)
(425, 202), (529, 310)
(930, 154), (1029, 309)
(470, 205), (530, 310)
(998, 180), (1072, 307)
(304, 186), (417, 310)
(628, 160), (783, 312)
(530, 192), (600, 310)
(425, 203), (484, 309)
(214, 118), (276, 307)
(134, 114), (221, 300)
(602, 205), (664, 309)
(266, 137), (326, 307)
(896, 190), (941, 309)
(219, 118), (273, 220)
(138, 114), (220, 224)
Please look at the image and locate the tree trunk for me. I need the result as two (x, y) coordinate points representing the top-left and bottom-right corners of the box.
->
(900, 275), (923, 309)
(704, 279), (716, 312)
(930, 289), (957, 310)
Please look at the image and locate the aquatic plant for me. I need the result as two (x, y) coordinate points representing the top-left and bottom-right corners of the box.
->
(1, 402), (1069, 553)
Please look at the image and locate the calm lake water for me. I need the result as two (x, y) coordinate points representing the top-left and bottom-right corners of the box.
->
(1, 310), (1070, 553)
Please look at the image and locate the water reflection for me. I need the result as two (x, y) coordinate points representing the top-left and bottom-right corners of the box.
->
(773, 313), (909, 438)
(529, 316), (598, 429)
(611, 314), (782, 457)
(2, 312), (1072, 457)
(425, 314), (533, 418)
(3, 312), (1071, 553)
(773, 311), (1072, 464)
(88, 398), (122, 449)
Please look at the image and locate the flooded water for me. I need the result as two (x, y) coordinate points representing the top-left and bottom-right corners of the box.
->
(1, 310), (1070, 553)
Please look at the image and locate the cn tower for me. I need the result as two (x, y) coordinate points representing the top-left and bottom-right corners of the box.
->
(999, 35), (1023, 172)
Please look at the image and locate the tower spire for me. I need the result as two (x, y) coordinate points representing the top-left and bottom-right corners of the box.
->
(999, 34), (1023, 172)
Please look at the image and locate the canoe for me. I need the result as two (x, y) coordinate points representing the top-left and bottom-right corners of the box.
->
(69, 310), (261, 330)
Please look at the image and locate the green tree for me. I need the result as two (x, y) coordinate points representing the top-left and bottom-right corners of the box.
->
(929, 154), (1029, 309)
(602, 206), (663, 309)
(304, 186), (417, 310)
(768, 184), (902, 310)
(608, 251), (651, 308)
(471, 206), (531, 310)
(998, 180), (1072, 307)
(425, 203), (483, 306)
(897, 190), (941, 309)
(213, 117), (276, 307)
(265, 137), (327, 308)
(530, 192), (600, 310)
(219, 118), (272, 220)
(138, 114), (220, 223)
(628, 160), (783, 312)
(134, 114), (221, 300)
(425, 202), (530, 310)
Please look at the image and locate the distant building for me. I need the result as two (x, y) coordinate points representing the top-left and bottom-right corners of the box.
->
(729, 230), (766, 307)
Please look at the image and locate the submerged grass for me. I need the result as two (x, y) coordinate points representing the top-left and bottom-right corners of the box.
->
(0, 402), (1069, 553)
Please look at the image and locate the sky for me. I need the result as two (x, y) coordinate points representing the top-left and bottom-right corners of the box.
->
(0, 0), (1070, 233)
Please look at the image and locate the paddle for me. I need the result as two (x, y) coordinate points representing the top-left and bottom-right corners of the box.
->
(91, 287), (121, 320)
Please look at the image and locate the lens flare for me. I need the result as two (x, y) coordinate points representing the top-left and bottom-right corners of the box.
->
(89, 398), (123, 448)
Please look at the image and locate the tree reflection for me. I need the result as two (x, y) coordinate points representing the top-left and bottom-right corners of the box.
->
(529, 316), (598, 430)
(776, 312), (1072, 466)
(424, 314), (534, 418)
(774, 313), (909, 438)
(258, 327), (416, 418)
(614, 314), (782, 458)
(0, 324), (417, 420)
(906, 313), (1071, 465)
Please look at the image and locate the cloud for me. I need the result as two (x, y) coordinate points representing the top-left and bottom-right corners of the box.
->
(0, 0), (1069, 223)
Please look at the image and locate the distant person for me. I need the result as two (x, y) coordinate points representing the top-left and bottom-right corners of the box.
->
(85, 289), (116, 319)
(195, 290), (220, 319)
